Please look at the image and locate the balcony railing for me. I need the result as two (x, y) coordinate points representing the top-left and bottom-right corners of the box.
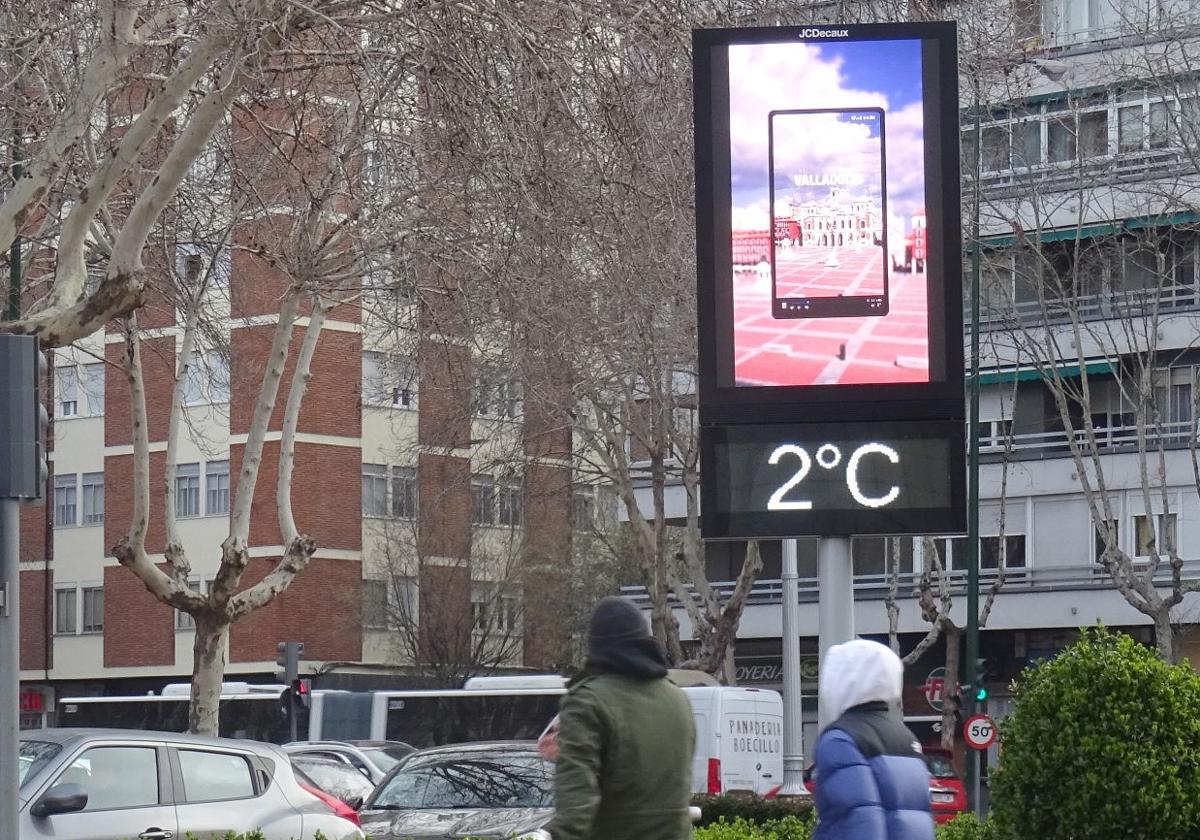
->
(977, 283), (1200, 330)
(621, 559), (1200, 607)
(982, 420), (1194, 461)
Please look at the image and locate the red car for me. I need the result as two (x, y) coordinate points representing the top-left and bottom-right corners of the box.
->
(802, 747), (966, 825)
(923, 747), (968, 824)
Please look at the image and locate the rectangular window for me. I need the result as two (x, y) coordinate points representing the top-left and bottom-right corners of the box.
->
(363, 579), (389, 629)
(471, 584), (521, 633)
(1118, 104), (1144, 152)
(206, 460), (230, 516)
(1047, 115), (1077, 163)
(363, 351), (417, 408)
(176, 463), (201, 518)
(54, 474), (77, 526)
(1134, 513), (1177, 557)
(55, 587), (77, 634)
(81, 472), (104, 524)
(177, 578), (203, 630)
(362, 464), (389, 517)
(81, 586), (104, 633)
(981, 124), (1011, 172)
(178, 750), (256, 802)
(572, 485), (595, 531)
(1078, 110), (1109, 158)
(56, 366), (78, 417)
(391, 467), (417, 519)
(81, 363), (105, 416)
(498, 481), (522, 528)
(68, 746), (159, 810)
(981, 535), (1027, 571)
(472, 475), (495, 525)
(183, 352), (229, 405)
(207, 351), (230, 404)
(1094, 519), (1119, 564)
(1149, 101), (1170, 149)
(1011, 121), (1043, 168)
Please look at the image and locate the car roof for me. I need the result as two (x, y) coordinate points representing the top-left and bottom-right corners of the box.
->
(290, 754), (358, 768)
(406, 740), (539, 756)
(23, 728), (274, 752)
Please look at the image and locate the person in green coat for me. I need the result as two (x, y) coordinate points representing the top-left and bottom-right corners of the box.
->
(545, 596), (696, 840)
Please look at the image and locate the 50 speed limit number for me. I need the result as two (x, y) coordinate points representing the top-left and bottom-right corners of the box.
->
(963, 714), (997, 750)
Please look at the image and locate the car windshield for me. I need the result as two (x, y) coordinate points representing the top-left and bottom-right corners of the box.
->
(925, 752), (956, 779)
(18, 741), (61, 786)
(363, 745), (412, 774)
(371, 750), (552, 810)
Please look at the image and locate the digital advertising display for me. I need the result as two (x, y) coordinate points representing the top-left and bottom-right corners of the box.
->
(701, 419), (966, 539)
(695, 23), (963, 423)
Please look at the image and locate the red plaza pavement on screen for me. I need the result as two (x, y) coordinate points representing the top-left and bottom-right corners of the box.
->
(732, 246), (929, 387)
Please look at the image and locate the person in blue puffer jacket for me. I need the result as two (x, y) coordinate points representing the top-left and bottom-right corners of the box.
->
(812, 639), (935, 840)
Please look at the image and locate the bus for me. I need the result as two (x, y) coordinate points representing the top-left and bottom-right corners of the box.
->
(57, 682), (299, 744)
(310, 675), (566, 748)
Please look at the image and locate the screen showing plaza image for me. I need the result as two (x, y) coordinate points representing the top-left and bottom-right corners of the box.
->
(728, 38), (930, 387)
(769, 109), (887, 316)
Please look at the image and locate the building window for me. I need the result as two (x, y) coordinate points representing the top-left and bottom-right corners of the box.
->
(572, 485), (595, 531)
(1094, 519), (1119, 564)
(981, 535), (1027, 571)
(363, 579), (389, 629)
(176, 578), (205, 630)
(206, 460), (230, 516)
(362, 464), (389, 517)
(471, 584), (521, 634)
(362, 351), (417, 409)
(392, 467), (417, 519)
(182, 351), (230, 406)
(54, 587), (77, 634)
(497, 481), (522, 528)
(1134, 513), (1177, 558)
(56, 367), (78, 417)
(471, 475), (495, 526)
(54, 474), (77, 527)
(176, 463), (201, 518)
(81, 586), (104, 633)
(81, 472), (104, 525)
(475, 370), (521, 418)
(81, 363), (105, 416)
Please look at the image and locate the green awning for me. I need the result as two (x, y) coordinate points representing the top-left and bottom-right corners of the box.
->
(977, 360), (1114, 385)
(981, 211), (1200, 250)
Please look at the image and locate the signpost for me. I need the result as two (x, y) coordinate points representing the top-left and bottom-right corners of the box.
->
(692, 22), (965, 794)
(963, 714), (998, 751)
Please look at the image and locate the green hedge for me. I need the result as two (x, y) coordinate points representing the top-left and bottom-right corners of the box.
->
(693, 812), (989, 840)
(691, 793), (814, 827)
(989, 627), (1200, 840)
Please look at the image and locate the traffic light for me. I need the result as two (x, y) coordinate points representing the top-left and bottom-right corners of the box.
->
(275, 640), (304, 685)
(0, 335), (49, 500)
(291, 677), (311, 708)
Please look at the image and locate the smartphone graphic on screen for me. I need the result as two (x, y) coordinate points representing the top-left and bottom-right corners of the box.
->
(768, 108), (888, 319)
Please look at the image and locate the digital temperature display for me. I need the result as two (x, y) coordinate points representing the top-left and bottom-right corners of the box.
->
(700, 419), (965, 539)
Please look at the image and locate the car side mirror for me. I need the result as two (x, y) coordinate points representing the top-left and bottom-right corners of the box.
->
(345, 794), (365, 811)
(688, 805), (702, 824)
(31, 783), (88, 818)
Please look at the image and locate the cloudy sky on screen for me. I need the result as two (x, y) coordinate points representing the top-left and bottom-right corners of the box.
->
(728, 39), (926, 233)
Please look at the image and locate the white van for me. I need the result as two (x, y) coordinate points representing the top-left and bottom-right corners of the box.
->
(684, 686), (784, 796)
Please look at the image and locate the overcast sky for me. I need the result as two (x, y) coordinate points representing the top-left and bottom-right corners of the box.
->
(728, 39), (926, 234)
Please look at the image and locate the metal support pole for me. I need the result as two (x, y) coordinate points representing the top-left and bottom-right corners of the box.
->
(779, 538), (805, 795)
(965, 76), (984, 817)
(817, 536), (854, 732)
(0, 498), (21, 840)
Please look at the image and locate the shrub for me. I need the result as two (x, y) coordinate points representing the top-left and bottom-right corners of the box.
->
(989, 627), (1200, 840)
(691, 793), (814, 826)
(695, 815), (815, 840)
(935, 813), (992, 840)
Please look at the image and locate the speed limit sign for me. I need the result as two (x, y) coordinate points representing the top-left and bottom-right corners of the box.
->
(963, 714), (997, 750)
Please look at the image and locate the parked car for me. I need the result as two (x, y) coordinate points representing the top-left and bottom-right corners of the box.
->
(923, 746), (968, 824)
(291, 754), (376, 814)
(17, 728), (364, 840)
(284, 740), (415, 785)
(804, 747), (966, 824)
(359, 741), (553, 840)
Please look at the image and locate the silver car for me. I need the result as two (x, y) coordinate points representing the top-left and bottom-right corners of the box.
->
(283, 740), (415, 786)
(18, 728), (365, 840)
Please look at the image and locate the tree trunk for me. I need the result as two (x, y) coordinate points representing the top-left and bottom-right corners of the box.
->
(189, 613), (231, 736)
(940, 624), (961, 750)
(1154, 612), (1177, 663)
